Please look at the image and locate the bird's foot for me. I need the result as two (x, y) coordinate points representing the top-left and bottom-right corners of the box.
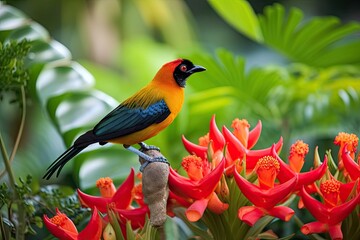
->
(138, 142), (160, 152)
(124, 144), (169, 172)
(139, 156), (169, 172)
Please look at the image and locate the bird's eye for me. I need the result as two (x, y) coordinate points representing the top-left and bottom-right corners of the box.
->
(180, 64), (187, 72)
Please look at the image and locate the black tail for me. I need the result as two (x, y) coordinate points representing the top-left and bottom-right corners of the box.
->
(43, 131), (103, 179)
(43, 146), (86, 180)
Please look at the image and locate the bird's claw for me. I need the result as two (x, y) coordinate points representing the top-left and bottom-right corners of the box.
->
(139, 156), (169, 172)
(139, 142), (160, 152)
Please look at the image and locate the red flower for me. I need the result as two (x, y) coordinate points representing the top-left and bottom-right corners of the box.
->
(182, 115), (283, 176)
(334, 132), (358, 171)
(341, 144), (360, 181)
(43, 207), (102, 240)
(234, 156), (297, 226)
(77, 168), (148, 230)
(273, 144), (328, 191)
(168, 156), (228, 222)
(300, 180), (360, 240)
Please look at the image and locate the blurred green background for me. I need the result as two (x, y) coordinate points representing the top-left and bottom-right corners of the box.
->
(1, 0), (360, 239)
(1, 0), (360, 191)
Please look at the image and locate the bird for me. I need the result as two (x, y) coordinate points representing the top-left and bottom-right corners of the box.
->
(43, 59), (206, 179)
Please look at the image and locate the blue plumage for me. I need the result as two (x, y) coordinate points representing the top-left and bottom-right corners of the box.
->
(93, 99), (170, 139)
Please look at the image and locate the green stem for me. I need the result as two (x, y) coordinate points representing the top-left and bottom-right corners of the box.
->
(0, 86), (26, 178)
(9, 86), (26, 166)
(0, 86), (27, 240)
(0, 134), (16, 190)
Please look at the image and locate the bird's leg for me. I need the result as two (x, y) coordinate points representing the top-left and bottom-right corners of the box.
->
(138, 142), (160, 152)
(123, 144), (169, 172)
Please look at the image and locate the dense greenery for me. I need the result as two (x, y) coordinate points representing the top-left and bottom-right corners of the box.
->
(1, 0), (359, 239)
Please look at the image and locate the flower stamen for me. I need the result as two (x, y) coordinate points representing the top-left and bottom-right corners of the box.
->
(255, 156), (280, 189)
(231, 118), (250, 148)
(289, 140), (309, 172)
(182, 155), (204, 181)
(96, 177), (117, 198)
(320, 179), (341, 207)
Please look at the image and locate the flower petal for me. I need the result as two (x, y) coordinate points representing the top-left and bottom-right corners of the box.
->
(43, 209), (78, 240)
(186, 198), (209, 222)
(329, 223), (343, 240)
(248, 120), (262, 149)
(234, 168), (297, 209)
(238, 206), (265, 226)
(207, 192), (229, 214)
(111, 168), (135, 209)
(209, 115), (225, 152)
(301, 221), (328, 235)
(182, 135), (207, 158)
(77, 189), (112, 213)
(222, 125), (247, 161)
(168, 159), (225, 200)
(114, 205), (149, 229)
(267, 206), (294, 222)
(78, 207), (102, 240)
(341, 145), (360, 181)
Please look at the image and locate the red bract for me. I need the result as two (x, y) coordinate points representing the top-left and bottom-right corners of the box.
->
(269, 145), (328, 190)
(234, 160), (297, 226)
(300, 183), (360, 240)
(341, 144), (360, 181)
(182, 115), (283, 176)
(77, 168), (148, 230)
(168, 158), (227, 222)
(43, 207), (102, 240)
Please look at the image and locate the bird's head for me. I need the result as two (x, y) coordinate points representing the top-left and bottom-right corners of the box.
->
(154, 59), (206, 88)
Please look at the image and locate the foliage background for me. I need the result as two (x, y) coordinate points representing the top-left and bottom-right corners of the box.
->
(0, 0), (360, 239)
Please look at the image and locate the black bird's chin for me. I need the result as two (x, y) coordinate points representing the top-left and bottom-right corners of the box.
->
(177, 79), (186, 88)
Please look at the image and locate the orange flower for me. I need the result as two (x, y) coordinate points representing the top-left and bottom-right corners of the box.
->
(334, 132), (358, 172)
(288, 140), (309, 173)
(255, 156), (280, 189)
(96, 177), (117, 198)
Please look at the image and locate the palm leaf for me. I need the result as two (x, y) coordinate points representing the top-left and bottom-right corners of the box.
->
(209, 0), (360, 66)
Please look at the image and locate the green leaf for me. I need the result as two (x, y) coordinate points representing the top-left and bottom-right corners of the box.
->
(36, 62), (94, 104)
(0, 5), (28, 32)
(208, 0), (263, 42)
(73, 147), (138, 190)
(209, 1), (360, 66)
(4, 22), (49, 43)
(46, 91), (116, 134)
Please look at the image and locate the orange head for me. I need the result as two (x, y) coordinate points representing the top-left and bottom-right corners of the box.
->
(152, 59), (206, 88)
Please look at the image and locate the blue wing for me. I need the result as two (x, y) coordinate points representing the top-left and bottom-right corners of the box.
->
(92, 99), (170, 141)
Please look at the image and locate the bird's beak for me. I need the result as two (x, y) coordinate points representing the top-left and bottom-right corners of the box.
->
(188, 65), (206, 74)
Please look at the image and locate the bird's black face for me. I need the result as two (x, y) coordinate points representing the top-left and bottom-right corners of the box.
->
(173, 59), (206, 87)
